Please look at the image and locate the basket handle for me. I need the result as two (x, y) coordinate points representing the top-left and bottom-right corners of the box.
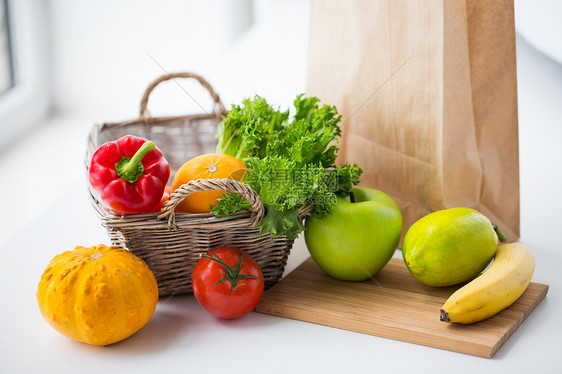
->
(139, 72), (227, 122)
(157, 178), (265, 229)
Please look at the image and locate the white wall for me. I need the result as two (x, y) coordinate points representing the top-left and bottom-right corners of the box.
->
(48, 0), (311, 121)
(515, 0), (562, 65)
(44, 0), (562, 123)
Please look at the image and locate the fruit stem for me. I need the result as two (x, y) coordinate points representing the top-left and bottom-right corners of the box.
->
(115, 141), (155, 183)
(199, 249), (263, 291)
(440, 309), (450, 322)
(493, 224), (507, 243)
(349, 191), (356, 203)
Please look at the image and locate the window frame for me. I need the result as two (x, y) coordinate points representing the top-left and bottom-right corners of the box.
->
(0, 0), (50, 150)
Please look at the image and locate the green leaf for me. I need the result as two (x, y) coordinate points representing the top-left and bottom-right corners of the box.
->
(210, 192), (252, 217)
(332, 163), (364, 197)
(216, 95), (289, 163)
(257, 206), (305, 240)
(213, 94), (363, 238)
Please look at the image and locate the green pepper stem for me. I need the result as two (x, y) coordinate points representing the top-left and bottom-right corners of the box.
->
(115, 141), (155, 183)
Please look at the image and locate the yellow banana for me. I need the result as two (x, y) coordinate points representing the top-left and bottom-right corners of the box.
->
(440, 243), (535, 324)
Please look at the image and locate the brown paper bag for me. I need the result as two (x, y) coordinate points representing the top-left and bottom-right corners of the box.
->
(307, 0), (519, 242)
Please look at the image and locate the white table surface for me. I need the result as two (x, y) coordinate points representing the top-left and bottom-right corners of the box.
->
(1, 35), (561, 373)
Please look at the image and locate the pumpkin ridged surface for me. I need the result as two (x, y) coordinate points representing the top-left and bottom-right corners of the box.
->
(37, 245), (158, 346)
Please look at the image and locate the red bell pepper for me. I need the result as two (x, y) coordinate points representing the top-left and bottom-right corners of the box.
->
(88, 135), (170, 215)
(148, 186), (171, 213)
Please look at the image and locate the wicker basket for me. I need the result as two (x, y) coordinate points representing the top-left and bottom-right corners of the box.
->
(85, 72), (313, 296)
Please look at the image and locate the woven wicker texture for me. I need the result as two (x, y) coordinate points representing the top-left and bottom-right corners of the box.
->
(85, 72), (311, 296)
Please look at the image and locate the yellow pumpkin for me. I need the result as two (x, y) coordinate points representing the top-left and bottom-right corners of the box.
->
(37, 244), (158, 346)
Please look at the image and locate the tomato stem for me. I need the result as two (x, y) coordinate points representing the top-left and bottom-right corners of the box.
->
(200, 249), (263, 291)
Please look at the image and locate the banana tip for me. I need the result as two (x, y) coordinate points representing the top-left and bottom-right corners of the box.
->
(440, 309), (450, 322)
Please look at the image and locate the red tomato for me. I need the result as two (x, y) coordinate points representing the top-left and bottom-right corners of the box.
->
(148, 185), (171, 213)
(192, 247), (264, 319)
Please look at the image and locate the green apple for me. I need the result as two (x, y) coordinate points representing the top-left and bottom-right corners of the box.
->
(304, 187), (402, 281)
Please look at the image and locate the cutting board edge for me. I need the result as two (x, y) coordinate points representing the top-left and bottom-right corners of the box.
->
(255, 299), (498, 358)
(258, 257), (550, 358)
(488, 283), (549, 357)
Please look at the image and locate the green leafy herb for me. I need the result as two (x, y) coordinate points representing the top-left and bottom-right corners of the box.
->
(212, 94), (363, 239)
(211, 192), (252, 217)
(216, 95), (289, 163)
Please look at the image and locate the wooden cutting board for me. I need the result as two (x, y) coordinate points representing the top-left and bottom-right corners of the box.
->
(255, 257), (548, 358)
